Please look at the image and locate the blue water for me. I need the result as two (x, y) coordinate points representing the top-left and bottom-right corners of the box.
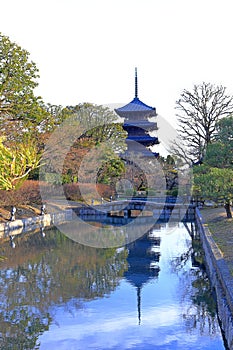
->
(38, 223), (226, 350)
(0, 222), (227, 349)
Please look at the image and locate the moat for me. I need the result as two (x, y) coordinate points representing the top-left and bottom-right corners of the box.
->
(0, 221), (228, 349)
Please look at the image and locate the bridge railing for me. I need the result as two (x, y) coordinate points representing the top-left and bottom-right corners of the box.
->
(115, 196), (191, 204)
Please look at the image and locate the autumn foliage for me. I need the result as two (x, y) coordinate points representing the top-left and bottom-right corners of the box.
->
(0, 180), (113, 207)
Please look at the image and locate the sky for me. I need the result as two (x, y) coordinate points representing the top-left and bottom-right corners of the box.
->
(1, 0), (233, 124)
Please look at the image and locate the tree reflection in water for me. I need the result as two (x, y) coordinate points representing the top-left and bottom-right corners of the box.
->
(0, 227), (128, 349)
(0, 223), (224, 349)
(170, 233), (220, 338)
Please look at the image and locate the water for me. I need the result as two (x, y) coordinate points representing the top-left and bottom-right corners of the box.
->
(0, 222), (227, 349)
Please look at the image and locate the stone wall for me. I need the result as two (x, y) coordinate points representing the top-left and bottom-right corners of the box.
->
(196, 208), (233, 349)
(0, 210), (73, 238)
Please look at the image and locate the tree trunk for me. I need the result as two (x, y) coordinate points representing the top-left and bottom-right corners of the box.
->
(224, 202), (232, 218)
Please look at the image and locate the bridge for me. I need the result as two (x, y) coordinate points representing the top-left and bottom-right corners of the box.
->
(73, 198), (196, 223)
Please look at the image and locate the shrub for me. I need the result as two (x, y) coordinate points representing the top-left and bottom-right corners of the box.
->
(0, 180), (114, 207)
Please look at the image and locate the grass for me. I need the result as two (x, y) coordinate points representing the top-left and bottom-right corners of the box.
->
(200, 207), (233, 275)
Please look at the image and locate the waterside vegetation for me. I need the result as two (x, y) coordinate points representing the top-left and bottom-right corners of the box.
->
(0, 32), (232, 221)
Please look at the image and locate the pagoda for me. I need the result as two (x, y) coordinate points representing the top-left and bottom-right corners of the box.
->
(115, 68), (159, 158)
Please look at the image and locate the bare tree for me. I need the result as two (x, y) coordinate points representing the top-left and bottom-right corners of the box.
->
(173, 82), (233, 165)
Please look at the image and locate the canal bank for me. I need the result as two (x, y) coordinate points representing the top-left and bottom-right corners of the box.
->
(196, 208), (233, 350)
(0, 203), (232, 348)
(0, 210), (73, 237)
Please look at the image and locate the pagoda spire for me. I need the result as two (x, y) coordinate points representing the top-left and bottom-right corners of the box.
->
(137, 286), (141, 325)
(135, 67), (138, 98)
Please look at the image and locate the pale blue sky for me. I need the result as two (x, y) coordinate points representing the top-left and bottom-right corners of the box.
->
(1, 0), (233, 123)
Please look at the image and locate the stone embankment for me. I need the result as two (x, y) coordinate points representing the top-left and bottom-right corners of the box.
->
(0, 210), (73, 238)
(196, 208), (233, 350)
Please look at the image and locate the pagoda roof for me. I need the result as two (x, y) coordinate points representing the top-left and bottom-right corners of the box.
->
(124, 120), (157, 129)
(115, 68), (156, 118)
(122, 149), (159, 158)
(115, 97), (155, 114)
(126, 135), (158, 143)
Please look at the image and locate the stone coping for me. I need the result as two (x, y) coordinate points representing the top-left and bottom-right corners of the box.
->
(196, 208), (233, 349)
(0, 210), (73, 238)
(196, 208), (233, 308)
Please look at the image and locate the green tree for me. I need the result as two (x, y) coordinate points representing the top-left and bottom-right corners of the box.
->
(62, 103), (127, 152)
(215, 115), (233, 143)
(0, 32), (48, 141)
(193, 166), (233, 218)
(42, 103), (127, 185)
(204, 142), (231, 168)
(0, 137), (41, 190)
(97, 151), (125, 187)
(205, 116), (233, 168)
(193, 116), (233, 217)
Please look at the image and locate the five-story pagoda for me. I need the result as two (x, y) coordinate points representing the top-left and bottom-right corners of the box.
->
(115, 68), (159, 158)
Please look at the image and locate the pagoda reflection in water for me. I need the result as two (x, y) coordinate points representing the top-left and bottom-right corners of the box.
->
(124, 226), (161, 324)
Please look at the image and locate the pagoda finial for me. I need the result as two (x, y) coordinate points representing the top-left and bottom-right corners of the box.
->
(137, 286), (141, 325)
(135, 67), (138, 98)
